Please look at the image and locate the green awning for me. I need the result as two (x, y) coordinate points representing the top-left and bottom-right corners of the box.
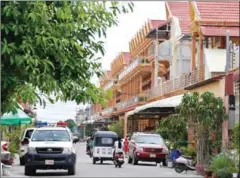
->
(0, 109), (32, 125)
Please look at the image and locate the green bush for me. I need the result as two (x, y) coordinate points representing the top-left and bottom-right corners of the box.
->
(108, 121), (123, 138)
(233, 122), (240, 152)
(210, 152), (236, 176)
(216, 169), (233, 178)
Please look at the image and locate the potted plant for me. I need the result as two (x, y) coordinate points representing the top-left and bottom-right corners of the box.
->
(215, 169), (233, 178)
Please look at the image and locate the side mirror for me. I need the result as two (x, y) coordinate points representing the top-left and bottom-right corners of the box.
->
(23, 137), (29, 144)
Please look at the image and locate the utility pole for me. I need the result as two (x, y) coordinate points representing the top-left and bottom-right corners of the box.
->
(154, 28), (159, 87)
(225, 30), (230, 72)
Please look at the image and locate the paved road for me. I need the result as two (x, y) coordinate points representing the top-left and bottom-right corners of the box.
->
(3, 143), (202, 177)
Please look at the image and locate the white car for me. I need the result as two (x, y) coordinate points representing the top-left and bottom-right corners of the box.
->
(19, 128), (36, 165)
(24, 127), (78, 176)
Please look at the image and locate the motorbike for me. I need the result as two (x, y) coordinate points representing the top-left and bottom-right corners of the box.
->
(86, 148), (93, 158)
(113, 152), (124, 168)
(174, 155), (196, 173)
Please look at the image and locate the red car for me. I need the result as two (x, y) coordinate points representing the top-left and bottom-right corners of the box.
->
(128, 132), (169, 166)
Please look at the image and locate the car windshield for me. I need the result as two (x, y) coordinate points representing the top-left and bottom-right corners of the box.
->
(136, 135), (164, 145)
(31, 130), (70, 142)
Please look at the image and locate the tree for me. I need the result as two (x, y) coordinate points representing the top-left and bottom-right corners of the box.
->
(1, 1), (134, 114)
(65, 119), (77, 132)
(157, 113), (187, 143)
(108, 121), (123, 138)
(178, 92), (227, 168)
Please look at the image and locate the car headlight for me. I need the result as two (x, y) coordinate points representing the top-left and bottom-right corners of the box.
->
(136, 147), (143, 152)
(62, 148), (72, 154)
(27, 147), (36, 154)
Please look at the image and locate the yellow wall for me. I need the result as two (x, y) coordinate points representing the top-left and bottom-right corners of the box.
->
(189, 78), (225, 98)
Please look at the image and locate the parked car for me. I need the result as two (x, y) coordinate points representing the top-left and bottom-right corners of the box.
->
(19, 128), (36, 165)
(1, 141), (12, 165)
(24, 127), (78, 176)
(128, 132), (169, 166)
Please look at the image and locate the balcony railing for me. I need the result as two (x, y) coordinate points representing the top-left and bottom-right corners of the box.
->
(104, 81), (114, 90)
(101, 107), (114, 116)
(234, 81), (239, 96)
(116, 95), (147, 111)
(91, 112), (100, 120)
(118, 58), (149, 81)
(149, 70), (199, 99)
(147, 40), (172, 60)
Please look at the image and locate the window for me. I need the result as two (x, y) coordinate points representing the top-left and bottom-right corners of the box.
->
(136, 135), (164, 145)
(95, 137), (116, 147)
(31, 130), (70, 142)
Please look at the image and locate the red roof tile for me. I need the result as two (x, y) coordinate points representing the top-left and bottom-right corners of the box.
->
(167, 2), (191, 34)
(150, 20), (167, 29)
(201, 26), (240, 37)
(196, 2), (239, 22)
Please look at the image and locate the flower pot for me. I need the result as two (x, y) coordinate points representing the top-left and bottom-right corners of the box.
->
(196, 164), (205, 176)
(204, 169), (212, 178)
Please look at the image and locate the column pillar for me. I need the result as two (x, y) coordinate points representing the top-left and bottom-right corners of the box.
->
(139, 76), (143, 93)
(191, 32), (197, 71)
(124, 114), (128, 138)
(199, 35), (204, 81)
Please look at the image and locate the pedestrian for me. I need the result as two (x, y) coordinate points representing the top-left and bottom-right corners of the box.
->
(123, 136), (129, 157)
(113, 137), (124, 160)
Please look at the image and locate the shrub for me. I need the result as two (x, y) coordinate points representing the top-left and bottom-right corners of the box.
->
(210, 152), (236, 176)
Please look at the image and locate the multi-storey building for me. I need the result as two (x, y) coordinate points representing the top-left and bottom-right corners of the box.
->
(91, 2), (240, 141)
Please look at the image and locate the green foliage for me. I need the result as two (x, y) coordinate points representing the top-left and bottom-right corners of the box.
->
(157, 114), (187, 142)
(233, 122), (240, 152)
(178, 92), (226, 165)
(65, 119), (77, 132)
(210, 152), (236, 176)
(1, 1), (134, 114)
(180, 146), (197, 161)
(108, 121), (123, 138)
(216, 169), (233, 178)
(85, 124), (95, 136)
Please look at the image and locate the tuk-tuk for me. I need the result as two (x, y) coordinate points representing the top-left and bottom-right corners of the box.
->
(92, 131), (118, 164)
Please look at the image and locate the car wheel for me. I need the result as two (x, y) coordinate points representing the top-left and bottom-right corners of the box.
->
(162, 159), (167, 167)
(132, 153), (138, 165)
(68, 165), (76, 175)
(24, 166), (35, 176)
(93, 157), (96, 164)
(20, 157), (25, 166)
(128, 156), (132, 164)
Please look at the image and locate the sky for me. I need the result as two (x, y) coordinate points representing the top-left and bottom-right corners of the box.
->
(36, 2), (166, 122)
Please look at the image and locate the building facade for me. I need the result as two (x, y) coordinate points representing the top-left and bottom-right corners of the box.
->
(91, 2), (240, 141)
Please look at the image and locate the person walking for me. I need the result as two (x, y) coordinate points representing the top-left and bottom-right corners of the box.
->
(123, 136), (129, 158)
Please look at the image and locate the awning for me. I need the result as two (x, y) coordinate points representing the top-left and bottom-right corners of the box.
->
(127, 94), (183, 116)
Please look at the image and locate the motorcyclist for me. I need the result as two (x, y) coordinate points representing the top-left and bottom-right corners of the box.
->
(113, 137), (123, 160)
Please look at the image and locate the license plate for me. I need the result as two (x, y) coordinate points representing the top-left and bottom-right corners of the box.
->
(45, 160), (54, 165)
(118, 158), (124, 161)
(150, 154), (156, 158)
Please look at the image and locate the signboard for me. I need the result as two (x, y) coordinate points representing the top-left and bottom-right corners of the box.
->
(56, 121), (68, 127)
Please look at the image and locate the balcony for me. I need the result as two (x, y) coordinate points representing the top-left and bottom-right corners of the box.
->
(115, 95), (147, 111)
(101, 107), (114, 116)
(149, 70), (199, 99)
(147, 40), (172, 62)
(118, 58), (151, 82)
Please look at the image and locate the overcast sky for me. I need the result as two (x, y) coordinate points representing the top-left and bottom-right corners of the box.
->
(36, 2), (166, 122)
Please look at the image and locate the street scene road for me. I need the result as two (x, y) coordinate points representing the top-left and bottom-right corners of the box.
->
(3, 143), (201, 178)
